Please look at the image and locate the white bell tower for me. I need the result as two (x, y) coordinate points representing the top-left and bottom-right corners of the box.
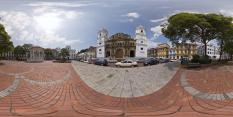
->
(135, 25), (148, 58)
(96, 28), (108, 58)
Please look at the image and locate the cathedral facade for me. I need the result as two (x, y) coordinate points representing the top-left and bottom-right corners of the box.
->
(96, 25), (148, 59)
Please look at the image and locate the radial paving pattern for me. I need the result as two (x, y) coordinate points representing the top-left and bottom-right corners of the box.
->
(1, 60), (233, 117)
(180, 66), (233, 100)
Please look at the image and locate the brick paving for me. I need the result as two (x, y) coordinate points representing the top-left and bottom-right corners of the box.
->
(0, 60), (233, 117)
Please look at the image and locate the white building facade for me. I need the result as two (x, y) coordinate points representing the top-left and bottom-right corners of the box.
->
(135, 25), (148, 58)
(198, 44), (220, 59)
(96, 28), (108, 58)
(66, 45), (76, 60)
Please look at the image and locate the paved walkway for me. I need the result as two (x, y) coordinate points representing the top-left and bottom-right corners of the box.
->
(180, 66), (233, 100)
(72, 61), (179, 97)
(0, 60), (233, 117)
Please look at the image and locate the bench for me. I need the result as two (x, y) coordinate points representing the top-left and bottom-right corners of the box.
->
(187, 63), (201, 68)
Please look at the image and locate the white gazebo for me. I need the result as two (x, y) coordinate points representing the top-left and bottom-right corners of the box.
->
(27, 46), (44, 62)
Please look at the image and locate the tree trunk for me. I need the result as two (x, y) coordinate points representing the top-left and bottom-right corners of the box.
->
(204, 42), (207, 56)
(219, 40), (223, 61)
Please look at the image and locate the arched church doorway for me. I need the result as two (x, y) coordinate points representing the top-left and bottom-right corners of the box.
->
(106, 51), (110, 57)
(115, 49), (123, 59)
(130, 50), (135, 57)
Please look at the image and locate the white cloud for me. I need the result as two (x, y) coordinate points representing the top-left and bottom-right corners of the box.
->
(119, 18), (134, 23)
(125, 12), (140, 19)
(27, 2), (93, 8)
(151, 25), (163, 38)
(147, 39), (159, 48)
(33, 6), (83, 19)
(120, 12), (140, 22)
(150, 17), (167, 23)
(220, 9), (233, 17)
(0, 9), (82, 48)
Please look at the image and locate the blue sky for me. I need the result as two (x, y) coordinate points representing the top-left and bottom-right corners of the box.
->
(0, 0), (233, 51)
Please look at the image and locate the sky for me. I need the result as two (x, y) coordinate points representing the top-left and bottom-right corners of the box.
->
(0, 0), (233, 51)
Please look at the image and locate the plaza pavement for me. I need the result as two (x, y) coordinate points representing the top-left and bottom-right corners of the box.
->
(72, 61), (179, 97)
(0, 60), (233, 117)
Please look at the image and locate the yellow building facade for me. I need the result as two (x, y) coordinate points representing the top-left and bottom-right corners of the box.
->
(156, 43), (170, 58)
(174, 43), (197, 59)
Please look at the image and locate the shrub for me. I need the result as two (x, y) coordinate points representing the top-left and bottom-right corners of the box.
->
(199, 55), (211, 64)
(191, 54), (200, 63)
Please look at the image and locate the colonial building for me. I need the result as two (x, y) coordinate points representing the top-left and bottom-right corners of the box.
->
(153, 43), (197, 60)
(77, 46), (96, 61)
(65, 45), (76, 60)
(105, 33), (136, 59)
(147, 48), (157, 58)
(198, 44), (220, 59)
(135, 25), (148, 58)
(156, 43), (170, 58)
(174, 43), (197, 59)
(169, 48), (176, 60)
(87, 46), (96, 59)
(96, 25), (148, 60)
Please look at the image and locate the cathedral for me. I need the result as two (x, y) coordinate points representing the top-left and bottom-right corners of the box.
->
(96, 25), (148, 60)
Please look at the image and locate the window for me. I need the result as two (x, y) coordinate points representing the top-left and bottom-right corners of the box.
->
(99, 49), (101, 52)
(141, 48), (143, 50)
(141, 30), (143, 33)
(141, 41), (143, 43)
(99, 43), (101, 45)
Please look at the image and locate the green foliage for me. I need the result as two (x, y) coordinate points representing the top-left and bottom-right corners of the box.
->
(190, 54), (211, 64)
(14, 46), (25, 54)
(60, 48), (69, 59)
(22, 44), (32, 52)
(222, 25), (233, 59)
(0, 23), (13, 53)
(199, 55), (212, 64)
(44, 48), (54, 60)
(191, 54), (200, 63)
(162, 13), (233, 56)
(14, 45), (26, 60)
(78, 48), (88, 54)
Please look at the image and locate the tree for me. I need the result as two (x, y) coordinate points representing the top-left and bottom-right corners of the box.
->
(223, 25), (233, 60)
(14, 45), (25, 60)
(44, 48), (54, 60)
(22, 44), (33, 52)
(162, 13), (218, 56)
(60, 48), (69, 59)
(205, 14), (233, 61)
(0, 23), (13, 53)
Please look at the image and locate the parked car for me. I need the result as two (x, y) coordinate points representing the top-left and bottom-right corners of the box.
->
(135, 58), (146, 62)
(115, 60), (138, 67)
(158, 58), (170, 63)
(143, 57), (159, 65)
(88, 58), (98, 64)
(170, 59), (178, 62)
(95, 58), (108, 66)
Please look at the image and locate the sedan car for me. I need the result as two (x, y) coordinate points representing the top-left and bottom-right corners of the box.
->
(94, 58), (108, 66)
(115, 60), (137, 67)
(143, 57), (159, 65)
(158, 58), (170, 63)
